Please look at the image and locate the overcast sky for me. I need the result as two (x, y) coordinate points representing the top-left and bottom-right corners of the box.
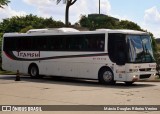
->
(0, 0), (160, 38)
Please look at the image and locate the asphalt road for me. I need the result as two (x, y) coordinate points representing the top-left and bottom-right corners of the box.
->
(0, 75), (160, 114)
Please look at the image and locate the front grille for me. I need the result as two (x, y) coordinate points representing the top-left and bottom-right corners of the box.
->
(140, 74), (151, 79)
(139, 68), (151, 71)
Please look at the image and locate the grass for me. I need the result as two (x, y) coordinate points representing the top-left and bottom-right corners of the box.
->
(0, 70), (16, 75)
(156, 76), (160, 79)
(0, 62), (16, 75)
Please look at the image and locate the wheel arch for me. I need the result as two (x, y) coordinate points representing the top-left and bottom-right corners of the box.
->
(98, 66), (113, 79)
(28, 63), (39, 74)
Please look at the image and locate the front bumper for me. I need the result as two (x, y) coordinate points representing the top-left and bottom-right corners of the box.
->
(126, 71), (156, 82)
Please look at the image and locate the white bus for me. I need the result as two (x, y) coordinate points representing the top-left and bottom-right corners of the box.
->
(2, 28), (156, 85)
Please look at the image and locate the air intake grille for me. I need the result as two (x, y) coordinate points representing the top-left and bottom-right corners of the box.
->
(140, 74), (151, 79)
(139, 68), (151, 71)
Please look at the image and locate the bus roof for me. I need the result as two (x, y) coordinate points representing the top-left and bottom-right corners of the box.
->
(3, 28), (148, 37)
(26, 27), (80, 34)
(96, 29), (148, 35)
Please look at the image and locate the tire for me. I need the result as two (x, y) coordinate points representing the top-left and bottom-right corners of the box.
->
(125, 82), (134, 85)
(98, 68), (115, 85)
(29, 65), (39, 78)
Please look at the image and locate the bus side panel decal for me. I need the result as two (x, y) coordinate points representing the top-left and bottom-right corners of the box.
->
(4, 51), (14, 60)
(4, 51), (108, 61)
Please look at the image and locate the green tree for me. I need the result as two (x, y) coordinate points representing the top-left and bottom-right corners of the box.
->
(118, 20), (141, 30)
(20, 25), (33, 33)
(79, 14), (119, 30)
(0, 0), (10, 8)
(79, 14), (143, 31)
(56, 0), (77, 26)
(0, 14), (64, 33)
(79, 15), (91, 28)
(148, 32), (157, 53)
(0, 33), (3, 59)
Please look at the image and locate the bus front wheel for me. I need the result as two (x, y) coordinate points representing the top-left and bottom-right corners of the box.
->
(98, 68), (115, 85)
(29, 65), (39, 78)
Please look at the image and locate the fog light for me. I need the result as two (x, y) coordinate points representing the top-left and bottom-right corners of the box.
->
(133, 75), (139, 81)
(133, 75), (136, 78)
(133, 75), (138, 78)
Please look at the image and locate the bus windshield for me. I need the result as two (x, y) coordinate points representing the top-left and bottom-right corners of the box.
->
(127, 35), (155, 63)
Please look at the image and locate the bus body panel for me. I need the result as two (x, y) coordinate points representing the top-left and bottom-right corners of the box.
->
(2, 29), (157, 83)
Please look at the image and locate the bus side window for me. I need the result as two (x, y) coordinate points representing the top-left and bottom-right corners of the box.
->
(97, 39), (104, 51)
(50, 39), (55, 50)
(87, 37), (95, 51)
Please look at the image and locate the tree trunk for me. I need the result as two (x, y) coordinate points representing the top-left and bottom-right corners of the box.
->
(99, 0), (100, 14)
(65, 4), (69, 27)
(65, 0), (77, 27)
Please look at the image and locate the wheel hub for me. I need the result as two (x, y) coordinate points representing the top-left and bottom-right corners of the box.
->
(103, 71), (112, 82)
(31, 67), (37, 76)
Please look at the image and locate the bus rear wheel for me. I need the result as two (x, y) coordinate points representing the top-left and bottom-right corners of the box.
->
(29, 65), (40, 78)
(98, 68), (115, 85)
